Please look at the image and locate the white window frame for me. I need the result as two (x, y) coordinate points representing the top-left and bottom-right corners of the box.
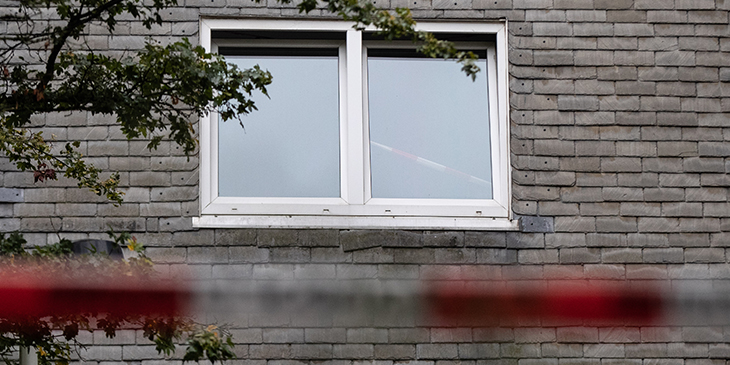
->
(195, 18), (514, 230)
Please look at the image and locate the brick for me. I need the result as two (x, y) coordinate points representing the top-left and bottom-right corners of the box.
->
(270, 247), (310, 262)
(616, 142), (656, 156)
(576, 173), (617, 186)
(639, 67), (679, 81)
(575, 112), (616, 126)
(583, 344), (624, 358)
(545, 233), (586, 248)
(374, 345), (415, 359)
(558, 95), (599, 111)
(514, 185), (561, 200)
(644, 248), (684, 263)
(422, 232), (463, 247)
(598, 38), (638, 52)
(600, 126), (641, 140)
(464, 232), (506, 247)
(684, 127), (722, 141)
(669, 233), (709, 247)
(644, 187), (684, 201)
(580, 202), (619, 216)
(543, 265), (583, 280)
(602, 248), (643, 263)
(556, 327), (599, 343)
(602, 187), (643, 201)
(686, 187), (727, 201)
(662, 202), (702, 217)
(555, 216), (596, 232)
(615, 24), (654, 36)
(533, 50), (574, 66)
(518, 249), (559, 264)
(514, 328), (556, 343)
(598, 66), (637, 81)
(389, 329), (430, 343)
(638, 217), (680, 232)
(657, 82), (696, 96)
(574, 23), (613, 36)
(667, 343), (710, 357)
(541, 343), (583, 358)
(538, 201), (578, 215)
(685, 248), (725, 263)
(560, 247), (600, 263)
(535, 171), (576, 186)
(340, 230), (396, 251)
(699, 142), (730, 156)
(688, 10), (729, 23)
(599, 95), (640, 111)
(188, 246), (228, 264)
(532, 23), (572, 36)
(458, 344), (500, 359)
(229, 246), (270, 263)
(476, 249), (518, 264)
(557, 37), (598, 50)
(500, 343), (541, 358)
(625, 344), (668, 357)
(643, 158), (683, 172)
(596, 217), (637, 232)
(574, 51), (614, 66)
(417, 344), (458, 359)
(679, 217), (721, 232)
(616, 112), (656, 125)
(657, 142), (698, 157)
(534, 80), (574, 94)
(684, 157), (725, 172)
(347, 329), (388, 343)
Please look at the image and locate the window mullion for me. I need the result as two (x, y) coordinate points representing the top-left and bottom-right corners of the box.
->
(344, 29), (366, 205)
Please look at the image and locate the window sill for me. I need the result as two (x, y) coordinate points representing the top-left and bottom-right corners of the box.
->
(192, 215), (519, 231)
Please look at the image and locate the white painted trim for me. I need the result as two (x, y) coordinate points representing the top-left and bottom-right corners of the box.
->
(199, 19), (214, 211)
(193, 215), (519, 230)
(345, 29), (365, 205)
(198, 18), (513, 229)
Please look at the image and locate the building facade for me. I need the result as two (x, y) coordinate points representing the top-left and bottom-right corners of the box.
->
(3, 0), (730, 364)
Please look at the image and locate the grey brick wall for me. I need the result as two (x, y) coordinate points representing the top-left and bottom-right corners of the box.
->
(3, 0), (730, 364)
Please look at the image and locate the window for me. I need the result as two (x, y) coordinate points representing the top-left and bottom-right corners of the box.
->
(196, 19), (512, 230)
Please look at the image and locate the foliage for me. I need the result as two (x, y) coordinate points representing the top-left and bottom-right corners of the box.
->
(0, 0), (477, 204)
(0, 232), (235, 365)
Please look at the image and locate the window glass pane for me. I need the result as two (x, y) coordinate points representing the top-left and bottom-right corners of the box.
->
(218, 54), (340, 198)
(367, 53), (492, 200)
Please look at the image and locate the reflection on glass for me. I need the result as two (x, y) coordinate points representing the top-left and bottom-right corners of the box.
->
(218, 55), (340, 198)
(368, 54), (492, 199)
